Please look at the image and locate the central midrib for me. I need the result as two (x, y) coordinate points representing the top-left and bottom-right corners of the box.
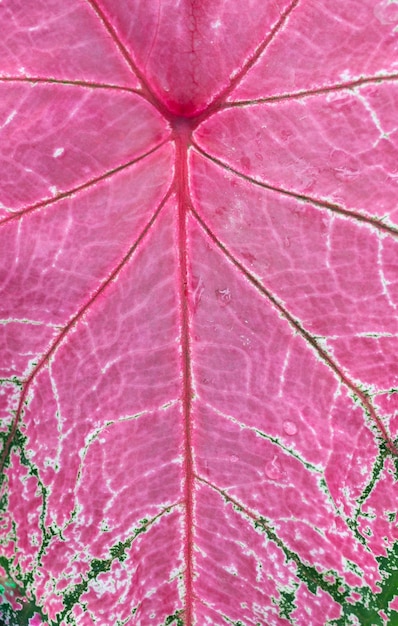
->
(174, 124), (195, 625)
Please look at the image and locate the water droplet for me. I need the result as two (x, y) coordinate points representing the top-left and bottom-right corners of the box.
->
(283, 420), (298, 436)
(239, 335), (251, 347)
(52, 147), (64, 158)
(265, 456), (284, 481)
(215, 288), (231, 307)
(230, 454), (239, 463)
(191, 275), (204, 312)
(284, 236), (291, 248)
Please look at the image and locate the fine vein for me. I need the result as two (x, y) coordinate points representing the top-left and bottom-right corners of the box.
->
(190, 204), (398, 456)
(0, 139), (170, 228)
(192, 141), (398, 240)
(0, 185), (173, 473)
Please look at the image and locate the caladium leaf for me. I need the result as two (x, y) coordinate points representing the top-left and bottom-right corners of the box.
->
(1, 0), (398, 624)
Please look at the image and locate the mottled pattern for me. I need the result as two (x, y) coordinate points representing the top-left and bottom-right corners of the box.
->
(0, 1), (397, 625)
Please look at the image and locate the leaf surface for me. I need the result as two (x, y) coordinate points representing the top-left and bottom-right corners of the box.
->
(1, 1), (398, 625)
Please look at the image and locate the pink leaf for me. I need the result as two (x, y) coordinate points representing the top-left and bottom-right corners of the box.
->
(1, 1), (398, 624)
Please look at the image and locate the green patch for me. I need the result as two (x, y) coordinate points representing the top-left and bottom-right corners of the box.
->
(0, 566), (47, 626)
(90, 558), (111, 577)
(374, 542), (398, 609)
(344, 560), (364, 577)
(62, 580), (87, 615)
(109, 541), (128, 562)
(5, 428), (54, 567)
(0, 376), (23, 388)
(245, 504), (398, 625)
(163, 609), (184, 625)
(0, 601), (47, 626)
(56, 510), (173, 624)
(278, 587), (298, 621)
(326, 542), (398, 625)
(349, 442), (389, 541)
(0, 488), (8, 513)
(394, 456), (398, 481)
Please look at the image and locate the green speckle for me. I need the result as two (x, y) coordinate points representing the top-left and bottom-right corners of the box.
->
(57, 509), (175, 624)
(91, 558), (110, 577)
(0, 564), (47, 626)
(109, 541), (127, 562)
(345, 560), (363, 577)
(164, 609), (184, 625)
(394, 457), (398, 480)
(278, 586), (298, 621)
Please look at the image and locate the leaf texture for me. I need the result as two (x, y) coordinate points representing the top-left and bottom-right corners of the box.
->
(0, 1), (398, 625)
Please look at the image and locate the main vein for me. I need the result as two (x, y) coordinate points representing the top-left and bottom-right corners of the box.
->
(174, 131), (195, 624)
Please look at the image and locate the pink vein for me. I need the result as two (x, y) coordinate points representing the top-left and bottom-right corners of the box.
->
(143, 0), (161, 71)
(196, 0), (300, 122)
(221, 72), (398, 107)
(194, 474), (378, 592)
(0, 139), (170, 228)
(196, 474), (276, 534)
(59, 501), (183, 621)
(189, 204), (398, 457)
(195, 475), (312, 565)
(84, 0), (170, 117)
(192, 141), (398, 239)
(0, 185), (173, 473)
(193, 596), (236, 625)
(0, 75), (143, 96)
(174, 131), (195, 624)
